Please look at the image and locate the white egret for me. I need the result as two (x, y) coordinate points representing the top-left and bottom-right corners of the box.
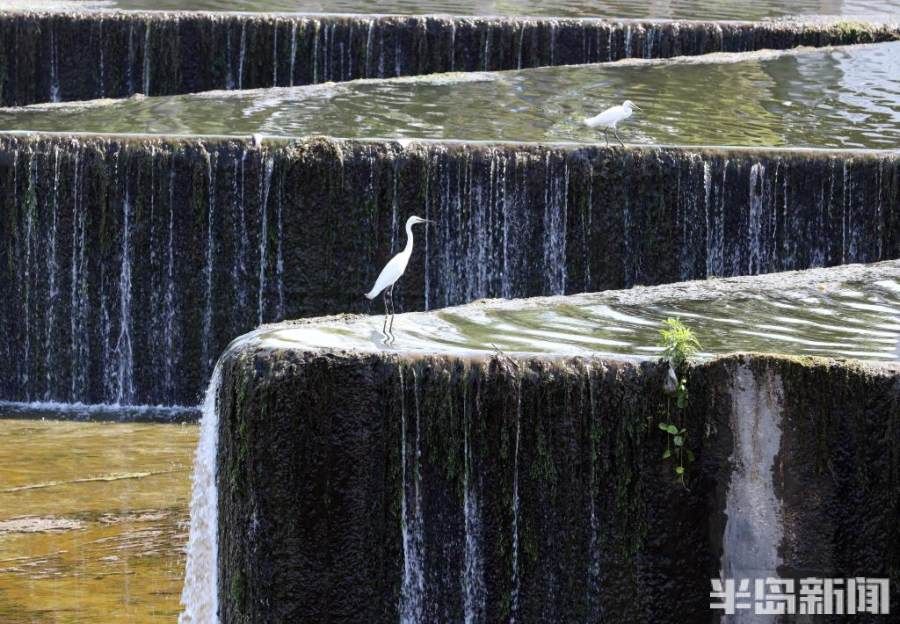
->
(365, 215), (432, 340)
(583, 100), (642, 147)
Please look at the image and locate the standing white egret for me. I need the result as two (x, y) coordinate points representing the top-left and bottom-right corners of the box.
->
(583, 100), (642, 147)
(365, 215), (432, 340)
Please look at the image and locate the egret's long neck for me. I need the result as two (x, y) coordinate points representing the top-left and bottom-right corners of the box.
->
(403, 221), (415, 256)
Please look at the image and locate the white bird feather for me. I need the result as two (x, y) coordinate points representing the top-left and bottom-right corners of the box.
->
(365, 215), (430, 299)
(583, 100), (641, 146)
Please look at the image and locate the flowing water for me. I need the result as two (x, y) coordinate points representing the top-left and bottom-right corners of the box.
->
(5, 0), (900, 20)
(3, 0), (899, 620)
(0, 419), (197, 623)
(257, 263), (900, 362)
(4, 43), (898, 148)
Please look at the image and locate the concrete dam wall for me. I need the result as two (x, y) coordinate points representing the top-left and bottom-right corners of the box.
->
(0, 133), (896, 406)
(0, 10), (897, 106)
(211, 345), (900, 622)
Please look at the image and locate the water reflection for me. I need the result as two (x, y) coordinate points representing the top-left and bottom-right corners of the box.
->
(258, 265), (900, 362)
(0, 420), (197, 623)
(5, 0), (900, 20)
(5, 43), (898, 148)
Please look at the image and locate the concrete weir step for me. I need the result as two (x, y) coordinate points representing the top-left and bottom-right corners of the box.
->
(0, 9), (897, 105)
(206, 261), (900, 622)
(0, 133), (897, 407)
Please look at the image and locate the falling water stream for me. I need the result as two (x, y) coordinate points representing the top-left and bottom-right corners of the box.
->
(1, 0), (898, 621)
(6, 0), (900, 20)
(177, 365), (223, 624)
(399, 365), (425, 623)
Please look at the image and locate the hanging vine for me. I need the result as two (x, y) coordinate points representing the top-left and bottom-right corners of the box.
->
(656, 318), (700, 487)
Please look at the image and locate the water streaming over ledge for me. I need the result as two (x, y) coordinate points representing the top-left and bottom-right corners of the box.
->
(0, 8), (896, 106)
(257, 261), (900, 362)
(0, 134), (895, 406)
(212, 321), (900, 621)
(178, 360), (223, 623)
(8, 0), (900, 19)
(5, 43), (898, 149)
(3, 3), (898, 624)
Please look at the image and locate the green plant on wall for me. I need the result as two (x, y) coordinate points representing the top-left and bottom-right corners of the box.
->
(657, 318), (700, 487)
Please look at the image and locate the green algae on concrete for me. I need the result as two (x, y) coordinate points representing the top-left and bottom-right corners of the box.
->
(214, 337), (900, 622)
(212, 259), (900, 621)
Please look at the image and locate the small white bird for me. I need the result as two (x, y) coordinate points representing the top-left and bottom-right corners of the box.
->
(365, 215), (432, 340)
(583, 100), (642, 147)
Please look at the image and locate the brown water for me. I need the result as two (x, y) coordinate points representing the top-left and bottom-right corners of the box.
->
(5, 0), (900, 20)
(5, 43), (898, 149)
(0, 420), (197, 623)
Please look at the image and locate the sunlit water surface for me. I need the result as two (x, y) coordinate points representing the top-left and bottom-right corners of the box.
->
(261, 267), (900, 362)
(5, 43), (898, 148)
(4, 0), (900, 19)
(0, 420), (197, 623)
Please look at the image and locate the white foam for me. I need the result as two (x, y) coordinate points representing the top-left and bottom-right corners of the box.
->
(178, 363), (223, 624)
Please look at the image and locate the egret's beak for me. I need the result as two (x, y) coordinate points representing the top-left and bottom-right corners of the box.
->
(424, 219), (435, 224)
(632, 103), (643, 111)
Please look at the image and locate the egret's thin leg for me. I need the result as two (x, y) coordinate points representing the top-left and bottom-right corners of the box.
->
(382, 290), (389, 336)
(388, 285), (396, 337)
(614, 128), (625, 148)
(603, 129), (609, 146)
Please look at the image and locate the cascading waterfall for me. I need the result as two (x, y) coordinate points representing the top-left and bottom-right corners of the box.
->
(462, 383), (485, 624)
(43, 147), (61, 400)
(275, 176), (285, 319)
(0, 136), (895, 407)
(142, 20), (152, 95)
(163, 165), (178, 400)
(202, 150), (217, 378)
(20, 154), (34, 395)
(2, 12), (896, 106)
(238, 23), (247, 91)
(509, 374), (522, 624)
(209, 318), (900, 623)
(69, 149), (88, 400)
(48, 24), (61, 103)
(710, 160), (728, 276)
(257, 155), (274, 326)
(289, 21), (299, 86)
(233, 155), (251, 315)
(97, 18), (105, 98)
(127, 22), (136, 95)
(748, 163), (765, 275)
(115, 185), (135, 405)
(542, 156), (568, 296)
(178, 362), (224, 624)
(272, 20), (279, 86)
(400, 365), (425, 624)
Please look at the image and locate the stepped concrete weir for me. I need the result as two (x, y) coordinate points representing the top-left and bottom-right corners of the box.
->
(0, 133), (896, 406)
(0, 10), (897, 105)
(198, 261), (900, 622)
